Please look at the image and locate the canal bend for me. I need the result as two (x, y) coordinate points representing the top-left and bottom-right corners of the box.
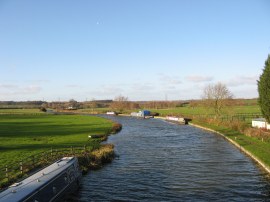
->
(75, 116), (270, 201)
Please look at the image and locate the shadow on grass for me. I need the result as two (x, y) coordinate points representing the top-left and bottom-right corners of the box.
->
(0, 122), (111, 138)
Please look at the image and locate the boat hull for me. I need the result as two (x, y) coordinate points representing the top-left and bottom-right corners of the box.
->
(0, 157), (81, 202)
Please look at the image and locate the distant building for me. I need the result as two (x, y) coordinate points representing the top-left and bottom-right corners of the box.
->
(67, 106), (77, 110)
(252, 118), (270, 130)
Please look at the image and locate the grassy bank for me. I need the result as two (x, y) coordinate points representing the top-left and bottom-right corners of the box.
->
(191, 119), (270, 172)
(0, 113), (115, 166)
(0, 112), (122, 188)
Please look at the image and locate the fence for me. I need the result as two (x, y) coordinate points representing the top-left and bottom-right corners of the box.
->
(0, 145), (96, 189)
(183, 113), (262, 123)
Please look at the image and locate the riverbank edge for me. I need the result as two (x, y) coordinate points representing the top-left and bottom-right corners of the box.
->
(78, 121), (122, 173)
(189, 122), (270, 175)
(153, 116), (270, 174)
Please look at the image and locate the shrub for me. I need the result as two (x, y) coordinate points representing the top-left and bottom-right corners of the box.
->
(39, 107), (47, 112)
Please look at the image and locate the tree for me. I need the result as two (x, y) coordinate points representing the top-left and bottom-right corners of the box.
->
(258, 55), (270, 123)
(202, 82), (233, 116)
(40, 107), (47, 112)
(110, 95), (129, 112)
(68, 99), (79, 109)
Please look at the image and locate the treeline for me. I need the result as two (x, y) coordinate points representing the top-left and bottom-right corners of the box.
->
(0, 101), (45, 109)
(0, 98), (258, 110)
(43, 100), (113, 110)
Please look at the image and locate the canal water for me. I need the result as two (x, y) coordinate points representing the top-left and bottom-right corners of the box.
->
(75, 116), (270, 201)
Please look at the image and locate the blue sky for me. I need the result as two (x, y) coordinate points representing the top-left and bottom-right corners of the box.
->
(0, 0), (270, 101)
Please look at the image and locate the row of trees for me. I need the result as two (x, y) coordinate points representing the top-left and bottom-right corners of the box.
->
(110, 96), (191, 112)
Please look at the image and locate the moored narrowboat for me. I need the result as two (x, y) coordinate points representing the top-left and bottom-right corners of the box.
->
(0, 157), (81, 202)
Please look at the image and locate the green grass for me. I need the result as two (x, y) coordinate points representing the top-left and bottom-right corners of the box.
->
(0, 114), (113, 166)
(151, 107), (208, 116)
(145, 105), (261, 117)
(0, 108), (43, 114)
(77, 108), (110, 114)
(231, 105), (261, 114)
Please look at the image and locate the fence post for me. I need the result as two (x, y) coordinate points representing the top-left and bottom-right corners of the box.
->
(51, 148), (53, 158)
(5, 165), (9, 181)
(20, 161), (23, 174)
(71, 146), (74, 155)
(44, 152), (47, 163)
(32, 155), (35, 167)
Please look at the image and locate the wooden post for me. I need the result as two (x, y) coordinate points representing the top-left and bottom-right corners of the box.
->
(71, 146), (74, 155)
(44, 152), (47, 162)
(20, 161), (23, 174)
(56, 149), (58, 159)
(32, 156), (35, 167)
(5, 165), (9, 181)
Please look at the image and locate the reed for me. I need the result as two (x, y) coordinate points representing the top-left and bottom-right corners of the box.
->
(78, 144), (115, 172)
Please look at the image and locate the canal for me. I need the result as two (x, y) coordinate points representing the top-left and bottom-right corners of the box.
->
(75, 116), (270, 201)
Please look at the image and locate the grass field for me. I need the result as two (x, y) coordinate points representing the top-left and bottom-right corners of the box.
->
(148, 105), (261, 116)
(0, 108), (42, 114)
(0, 113), (113, 166)
(78, 108), (110, 113)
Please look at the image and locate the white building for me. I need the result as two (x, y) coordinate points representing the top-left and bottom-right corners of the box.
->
(252, 118), (270, 130)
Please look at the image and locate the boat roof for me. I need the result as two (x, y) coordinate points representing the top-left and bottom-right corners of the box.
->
(0, 157), (76, 202)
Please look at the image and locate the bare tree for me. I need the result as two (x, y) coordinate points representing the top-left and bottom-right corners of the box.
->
(110, 95), (129, 112)
(202, 82), (233, 116)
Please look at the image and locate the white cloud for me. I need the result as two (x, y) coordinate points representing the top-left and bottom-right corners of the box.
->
(0, 84), (17, 89)
(226, 75), (258, 87)
(86, 85), (124, 98)
(231, 86), (258, 98)
(65, 84), (82, 88)
(21, 85), (42, 94)
(0, 84), (42, 96)
(158, 74), (182, 85)
(131, 83), (156, 91)
(26, 79), (50, 84)
(185, 75), (213, 83)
